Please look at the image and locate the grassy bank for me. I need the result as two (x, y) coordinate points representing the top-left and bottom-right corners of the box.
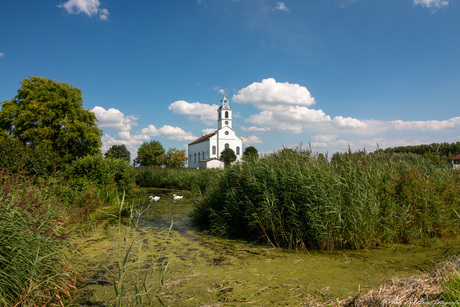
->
(192, 148), (460, 250)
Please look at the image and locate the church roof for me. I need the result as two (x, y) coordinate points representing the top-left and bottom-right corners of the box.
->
(453, 153), (460, 160)
(188, 131), (216, 145)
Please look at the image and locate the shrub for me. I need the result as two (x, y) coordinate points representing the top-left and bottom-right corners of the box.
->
(65, 155), (136, 194)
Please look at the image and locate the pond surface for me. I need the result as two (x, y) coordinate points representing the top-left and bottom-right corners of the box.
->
(72, 189), (460, 306)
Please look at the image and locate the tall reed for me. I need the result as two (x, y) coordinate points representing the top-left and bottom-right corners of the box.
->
(0, 171), (76, 306)
(192, 149), (460, 250)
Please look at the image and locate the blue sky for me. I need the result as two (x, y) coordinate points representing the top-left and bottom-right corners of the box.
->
(1, 0), (459, 158)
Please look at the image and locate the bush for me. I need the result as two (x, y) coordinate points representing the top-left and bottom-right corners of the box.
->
(191, 149), (460, 250)
(65, 155), (136, 194)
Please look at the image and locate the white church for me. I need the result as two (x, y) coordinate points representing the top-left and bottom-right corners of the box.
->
(188, 93), (243, 169)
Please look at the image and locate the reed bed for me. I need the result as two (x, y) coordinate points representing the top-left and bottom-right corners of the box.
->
(135, 167), (221, 192)
(0, 171), (76, 306)
(192, 148), (460, 250)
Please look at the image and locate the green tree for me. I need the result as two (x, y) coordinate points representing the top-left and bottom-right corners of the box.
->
(243, 146), (258, 161)
(105, 144), (131, 162)
(165, 148), (188, 168)
(0, 76), (101, 166)
(220, 148), (237, 166)
(136, 140), (165, 167)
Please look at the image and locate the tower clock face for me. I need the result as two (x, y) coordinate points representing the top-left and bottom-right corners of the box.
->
(225, 121), (229, 125)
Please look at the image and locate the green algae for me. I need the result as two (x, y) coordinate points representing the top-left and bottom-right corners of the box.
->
(72, 189), (460, 306)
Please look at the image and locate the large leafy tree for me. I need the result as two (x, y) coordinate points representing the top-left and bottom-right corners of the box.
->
(165, 148), (188, 168)
(220, 148), (237, 166)
(105, 144), (131, 162)
(0, 77), (101, 165)
(136, 140), (165, 167)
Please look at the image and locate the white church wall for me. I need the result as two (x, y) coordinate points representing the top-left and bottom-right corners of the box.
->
(188, 139), (211, 168)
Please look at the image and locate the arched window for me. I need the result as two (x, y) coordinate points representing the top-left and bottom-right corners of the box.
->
(225, 111), (229, 118)
(236, 146), (240, 155)
(194, 153), (196, 163)
(198, 152), (201, 161)
(225, 143), (229, 149)
(212, 146), (216, 155)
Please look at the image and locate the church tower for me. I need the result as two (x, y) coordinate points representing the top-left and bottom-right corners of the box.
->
(217, 91), (232, 129)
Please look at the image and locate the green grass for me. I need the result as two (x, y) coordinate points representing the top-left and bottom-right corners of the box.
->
(191, 148), (460, 250)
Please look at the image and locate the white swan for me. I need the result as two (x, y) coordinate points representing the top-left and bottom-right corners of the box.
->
(149, 196), (160, 202)
(173, 194), (183, 201)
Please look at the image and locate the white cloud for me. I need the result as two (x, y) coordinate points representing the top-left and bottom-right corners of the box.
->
(240, 126), (270, 132)
(275, 2), (290, 12)
(413, 0), (449, 10)
(332, 116), (367, 129)
(391, 117), (460, 131)
(58, 0), (110, 20)
(92, 106), (138, 132)
(168, 100), (219, 125)
(0, 52), (4, 58)
(241, 135), (262, 145)
(312, 134), (338, 143)
(140, 124), (196, 141)
(233, 78), (316, 110)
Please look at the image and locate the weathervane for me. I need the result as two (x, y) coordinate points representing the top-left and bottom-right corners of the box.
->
(221, 88), (229, 106)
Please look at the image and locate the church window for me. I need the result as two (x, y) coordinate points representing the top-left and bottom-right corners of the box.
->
(194, 153), (196, 163)
(225, 111), (229, 118)
(236, 146), (240, 155)
(198, 152), (201, 161)
(225, 143), (229, 149)
(212, 146), (216, 155)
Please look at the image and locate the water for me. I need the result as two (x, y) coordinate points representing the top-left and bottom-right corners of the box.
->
(72, 189), (460, 306)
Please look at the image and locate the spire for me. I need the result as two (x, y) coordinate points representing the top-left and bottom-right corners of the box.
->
(220, 89), (229, 106)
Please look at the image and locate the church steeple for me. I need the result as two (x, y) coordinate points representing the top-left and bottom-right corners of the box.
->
(217, 90), (232, 129)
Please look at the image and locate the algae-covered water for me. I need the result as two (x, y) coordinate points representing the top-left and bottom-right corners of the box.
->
(72, 189), (460, 306)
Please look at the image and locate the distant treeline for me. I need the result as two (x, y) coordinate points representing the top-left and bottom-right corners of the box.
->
(382, 142), (460, 165)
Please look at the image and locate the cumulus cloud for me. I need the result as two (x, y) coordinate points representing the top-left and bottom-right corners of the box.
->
(413, 0), (449, 10)
(58, 0), (110, 20)
(241, 135), (262, 145)
(92, 106), (196, 158)
(168, 100), (219, 125)
(332, 116), (367, 129)
(92, 106), (138, 132)
(233, 78), (316, 110)
(391, 117), (460, 131)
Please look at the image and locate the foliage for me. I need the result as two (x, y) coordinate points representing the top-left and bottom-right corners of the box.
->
(105, 144), (131, 162)
(219, 148), (237, 166)
(192, 148), (460, 250)
(135, 167), (221, 192)
(243, 146), (259, 161)
(383, 142), (460, 165)
(0, 76), (102, 166)
(0, 136), (54, 176)
(0, 172), (76, 306)
(136, 140), (165, 167)
(65, 154), (137, 194)
(164, 147), (188, 168)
